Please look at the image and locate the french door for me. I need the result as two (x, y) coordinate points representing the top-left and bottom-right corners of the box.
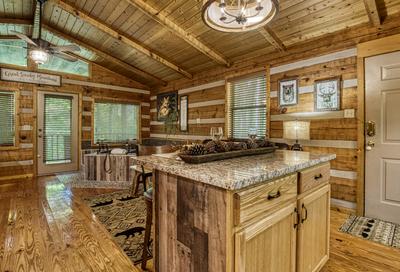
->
(37, 91), (79, 175)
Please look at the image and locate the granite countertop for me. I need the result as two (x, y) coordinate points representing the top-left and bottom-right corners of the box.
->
(133, 150), (336, 191)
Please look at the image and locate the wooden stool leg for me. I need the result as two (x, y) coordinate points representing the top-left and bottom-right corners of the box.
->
(141, 198), (153, 270)
(130, 172), (140, 197)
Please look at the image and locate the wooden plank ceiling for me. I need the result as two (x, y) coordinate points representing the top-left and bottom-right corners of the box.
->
(1, 0), (400, 87)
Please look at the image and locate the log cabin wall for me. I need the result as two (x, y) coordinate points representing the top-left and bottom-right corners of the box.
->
(268, 55), (358, 208)
(150, 51), (357, 208)
(149, 81), (226, 141)
(149, 16), (400, 210)
(0, 62), (150, 184)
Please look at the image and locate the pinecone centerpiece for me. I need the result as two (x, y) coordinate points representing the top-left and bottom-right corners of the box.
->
(184, 144), (206, 156)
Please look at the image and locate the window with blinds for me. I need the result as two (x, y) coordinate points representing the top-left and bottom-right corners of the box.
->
(94, 101), (140, 143)
(44, 95), (72, 164)
(228, 74), (267, 139)
(0, 91), (16, 146)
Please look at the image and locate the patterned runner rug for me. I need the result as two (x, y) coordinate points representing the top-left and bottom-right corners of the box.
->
(340, 215), (400, 249)
(83, 190), (152, 264)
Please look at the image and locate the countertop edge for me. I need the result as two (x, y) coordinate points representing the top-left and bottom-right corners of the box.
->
(133, 152), (336, 191)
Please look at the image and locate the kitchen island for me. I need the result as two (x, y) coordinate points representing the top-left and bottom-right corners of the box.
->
(134, 150), (336, 272)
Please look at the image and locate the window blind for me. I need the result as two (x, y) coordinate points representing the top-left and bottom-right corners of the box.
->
(0, 92), (15, 146)
(44, 94), (72, 164)
(94, 102), (139, 143)
(228, 74), (267, 139)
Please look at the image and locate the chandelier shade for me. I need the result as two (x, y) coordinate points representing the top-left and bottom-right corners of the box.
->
(202, 0), (279, 32)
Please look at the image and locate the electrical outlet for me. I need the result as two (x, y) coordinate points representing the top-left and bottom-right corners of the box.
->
(344, 109), (355, 118)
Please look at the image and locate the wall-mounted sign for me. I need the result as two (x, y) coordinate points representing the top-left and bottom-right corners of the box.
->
(0, 68), (61, 86)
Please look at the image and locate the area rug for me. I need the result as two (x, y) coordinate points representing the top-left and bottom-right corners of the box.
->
(340, 215), (400, 249)
(56, 172), (131, 189)
(84, 190), (152, 264)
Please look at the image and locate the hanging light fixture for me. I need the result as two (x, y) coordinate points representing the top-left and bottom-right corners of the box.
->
(29, 49), (49, 65)
(202, 0), (279, 32)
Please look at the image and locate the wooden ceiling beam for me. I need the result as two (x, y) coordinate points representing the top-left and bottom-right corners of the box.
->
(0, 18), (32, 25)
(125, 0), (231, 67)
(43, 24), (167, 86)
(258, 26), (286, 52)
(363, 0), (382, 27)
(32, 0), (41, 39)
(49, 0), (193, 79)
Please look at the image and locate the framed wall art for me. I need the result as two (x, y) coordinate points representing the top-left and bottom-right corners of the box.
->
(314, 77), (341, 111)
(157, 92), (178, 121)
(179, 95), (188, 132)
(278, 78), (299, 107)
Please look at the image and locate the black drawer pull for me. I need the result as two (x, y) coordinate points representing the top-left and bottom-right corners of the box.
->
(267, 190), (281, 200)
(314, 173), (323, 180)
(301, 204), (308, 223)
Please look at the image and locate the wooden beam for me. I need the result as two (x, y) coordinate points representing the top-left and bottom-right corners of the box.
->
(258, 26), (286, 52)
(32, 1), (40, 39)
(363, 0), (381, 27)
(49, 0), (193, 79)
(125, 0), (230, 67)
(43, 24), (167, 86)
(0, 18), (32, 25)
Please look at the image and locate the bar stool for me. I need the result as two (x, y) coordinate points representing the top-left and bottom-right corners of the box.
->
(130, 165), (152, 196)
(141, 187), (153, 270)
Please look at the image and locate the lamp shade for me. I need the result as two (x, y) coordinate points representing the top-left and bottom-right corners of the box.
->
(283, 121), (310, 141)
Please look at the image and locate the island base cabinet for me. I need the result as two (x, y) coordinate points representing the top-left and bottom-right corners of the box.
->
(297, 184), (330, 272)
(235, 202), (297, 272)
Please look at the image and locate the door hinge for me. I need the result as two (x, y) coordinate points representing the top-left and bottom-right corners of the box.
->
(294, 207), (300, 229)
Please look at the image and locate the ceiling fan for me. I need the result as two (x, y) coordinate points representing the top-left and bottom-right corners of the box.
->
(10, 0), (80, 64)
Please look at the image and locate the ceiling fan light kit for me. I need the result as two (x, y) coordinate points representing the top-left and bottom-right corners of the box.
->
(29, 49), (49, 65)
(202, 0), (279, 32)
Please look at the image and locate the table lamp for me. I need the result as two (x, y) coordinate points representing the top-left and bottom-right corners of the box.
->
(283, 120), (310, 151)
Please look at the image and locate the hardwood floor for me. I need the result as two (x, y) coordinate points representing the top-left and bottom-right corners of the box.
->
(0, 177), (399, 272)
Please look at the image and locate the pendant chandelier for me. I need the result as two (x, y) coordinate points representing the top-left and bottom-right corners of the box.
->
(202, 0), (279, 32)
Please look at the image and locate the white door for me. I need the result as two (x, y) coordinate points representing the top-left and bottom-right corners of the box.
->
(365, 51), (400, 224)
(37, 91), (79, 175)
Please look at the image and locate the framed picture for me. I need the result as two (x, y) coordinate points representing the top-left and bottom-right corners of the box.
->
(157, 92), (178, 121)
(314, 77), (341, 111)
(278, 78), (299, 107)
(180, 95), (188, 132)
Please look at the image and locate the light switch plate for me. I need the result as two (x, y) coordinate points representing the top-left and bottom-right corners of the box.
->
(344, 109), (355, 118)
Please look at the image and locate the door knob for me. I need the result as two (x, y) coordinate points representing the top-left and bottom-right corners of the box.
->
(366, 140), (375, 151)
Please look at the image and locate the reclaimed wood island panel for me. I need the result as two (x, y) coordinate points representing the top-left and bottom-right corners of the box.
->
(134, 150), (336, 272)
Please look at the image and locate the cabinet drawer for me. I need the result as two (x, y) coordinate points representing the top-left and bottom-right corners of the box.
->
(298, 163), (330, 194)
(233, 174), (297, 226)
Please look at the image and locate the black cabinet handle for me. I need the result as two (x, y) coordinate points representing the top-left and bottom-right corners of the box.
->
(267, 190), (281, 200)
(314, 173), (323, 180)
(301, 203), (308, 223)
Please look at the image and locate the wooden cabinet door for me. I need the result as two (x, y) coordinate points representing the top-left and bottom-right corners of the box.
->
(297, 184), (330, 272)
(235, 202), (297, 272)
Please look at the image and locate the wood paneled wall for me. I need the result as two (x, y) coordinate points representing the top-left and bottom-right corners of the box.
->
(269, 56), (358, 204)
(150, 82), (226, 140)
(0, 63), (150, 183)
(151, 50), (359, 208)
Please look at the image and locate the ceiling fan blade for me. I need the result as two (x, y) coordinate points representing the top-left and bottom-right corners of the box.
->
(53, 52), (79, 62)
(50, 44), (80, 52)
(9, 30), (38, 47)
